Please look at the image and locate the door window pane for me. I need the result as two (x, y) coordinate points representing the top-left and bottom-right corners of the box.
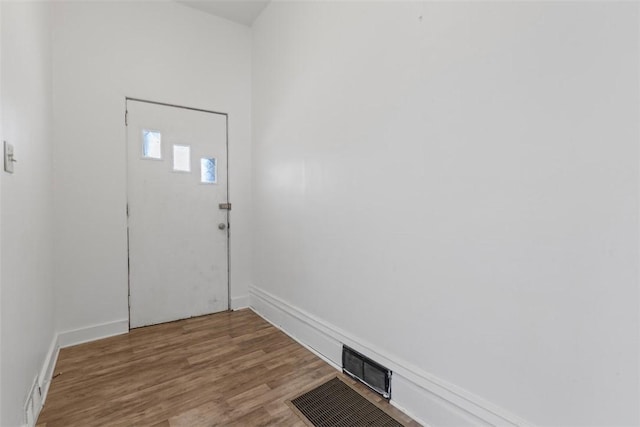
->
(173, 145), (191, 172)
(142, 130), (162, 159)
(201, 158), (217, 183)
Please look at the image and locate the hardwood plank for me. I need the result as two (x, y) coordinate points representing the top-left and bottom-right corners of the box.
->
(37, 309), (418, 426)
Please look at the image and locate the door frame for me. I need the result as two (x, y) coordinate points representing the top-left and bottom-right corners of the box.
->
(124, 96), (231, 329)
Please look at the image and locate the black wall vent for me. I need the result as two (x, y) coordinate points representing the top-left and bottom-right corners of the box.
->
(342, 345), (391, 399)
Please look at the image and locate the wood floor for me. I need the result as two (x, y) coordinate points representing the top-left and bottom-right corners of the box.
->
(37, 309), (418, 426)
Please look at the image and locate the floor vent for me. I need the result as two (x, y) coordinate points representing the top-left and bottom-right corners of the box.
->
(342, 345), (391, 399)
(288, 377), (404, 427)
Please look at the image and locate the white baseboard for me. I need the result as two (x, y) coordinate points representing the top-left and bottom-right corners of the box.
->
(22, 335), (58, 427)
(230, 295), (250, 310)
(249, 285), (531, 427)
(21, 335), (58, 427)
(57, 319), (129, 349)
(24, 319), (129, 426)
(38, 335), (59, 409)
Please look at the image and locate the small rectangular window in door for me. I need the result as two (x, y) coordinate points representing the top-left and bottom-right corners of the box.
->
(173, 145), (191, 172)
(201, 158), (217, 183)
(142, 130), (162, 159)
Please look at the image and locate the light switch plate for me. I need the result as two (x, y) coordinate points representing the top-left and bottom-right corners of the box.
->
(4, 141), (14, 173)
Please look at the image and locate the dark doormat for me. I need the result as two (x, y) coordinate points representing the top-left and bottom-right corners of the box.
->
(287, 376), (406, 427)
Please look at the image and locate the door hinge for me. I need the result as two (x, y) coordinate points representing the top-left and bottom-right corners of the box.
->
(125, 110), (128, 126)
(126, 203), (129, 217)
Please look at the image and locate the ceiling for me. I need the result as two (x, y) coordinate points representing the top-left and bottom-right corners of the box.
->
(176, 0), (270, 26)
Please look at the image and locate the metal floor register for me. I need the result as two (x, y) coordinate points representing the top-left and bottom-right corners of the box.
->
(288, 377), (404, 427)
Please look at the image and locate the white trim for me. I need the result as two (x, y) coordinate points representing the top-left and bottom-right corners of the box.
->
(57, 319), (129, 348)
(23, 319), (129, 426)
(23, 335), (58, 427)
(250, 285), (532, 427)
(230, 294), (250, 310)
(250, 303), (341, 372)
(24, 376), (37, 427)
(38, 335), (59, 407)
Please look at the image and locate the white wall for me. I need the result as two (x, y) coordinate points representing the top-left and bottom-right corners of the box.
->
(0, 2), (4, 423)
(52, 1), (252, 334)
(252, 2), (639, 426)
(0, 2), (55, 426)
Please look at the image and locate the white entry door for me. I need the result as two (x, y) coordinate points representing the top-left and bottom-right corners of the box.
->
(126, 99), (229, 328)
